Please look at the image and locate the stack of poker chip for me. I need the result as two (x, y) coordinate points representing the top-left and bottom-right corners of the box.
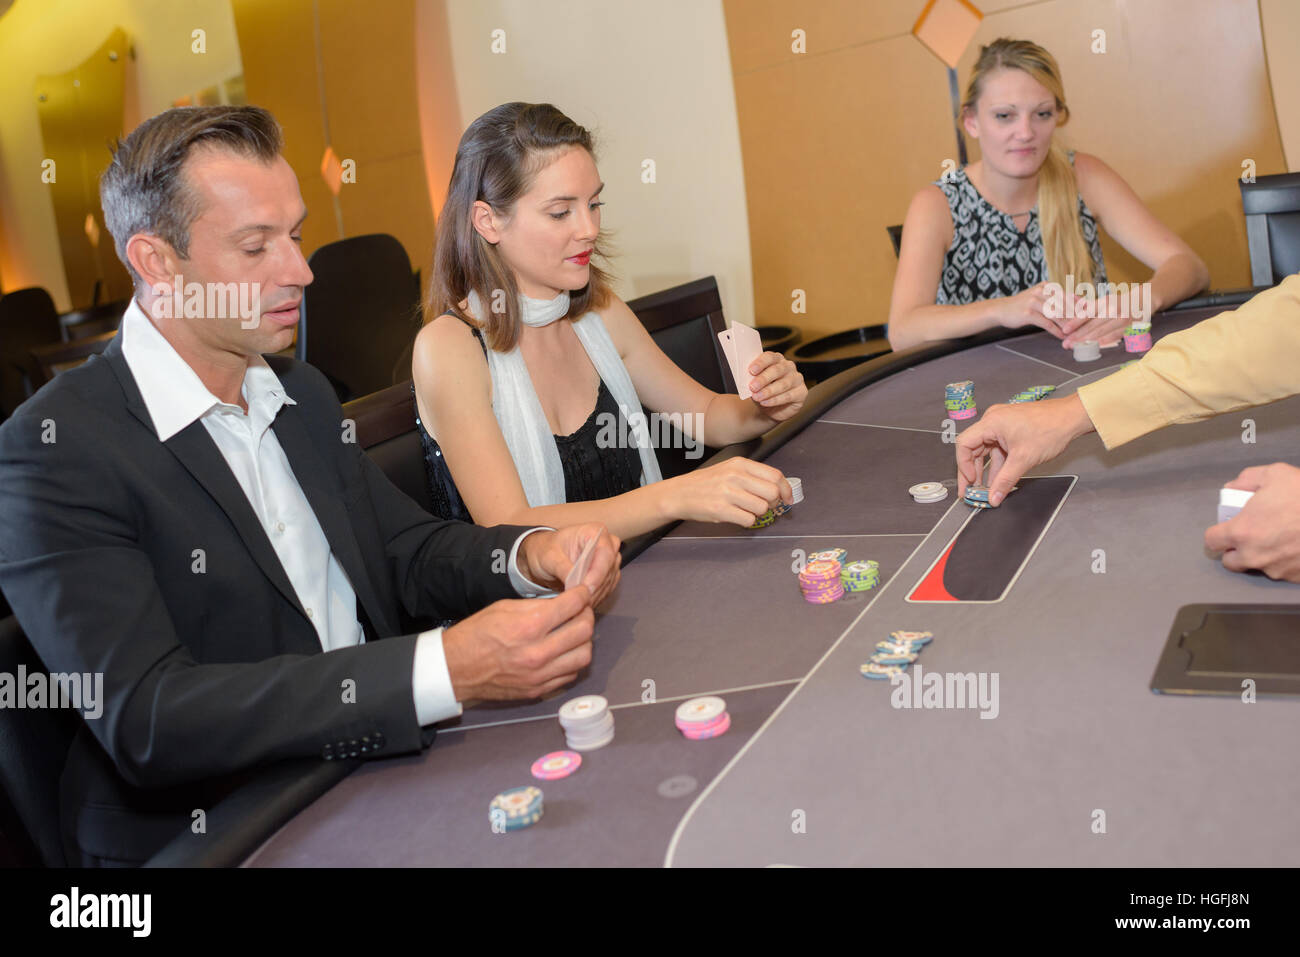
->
(808, 547), (848, 565)
(860, 630), (933, 680)
(675, 696), (731, 740)
(1008, 384), (1056, 404)
(531, 750), (582, 781)
(1072, 340), (1101, 361)
(1123, 321), (1152, 353)
(489, 785), (544, 831)
(748, 508), (777, 529)
(788, 477), (803, 504)
(798, 559), (844, 604)
(909, 481), (948, 504)
(944, 380), (977, 420)
(559, 694), (615, 751)
(963, 486), (993, 509)
(840, 559), (880, 593)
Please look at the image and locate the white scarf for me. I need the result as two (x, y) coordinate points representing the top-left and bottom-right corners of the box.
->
(465, 289), (663, 506)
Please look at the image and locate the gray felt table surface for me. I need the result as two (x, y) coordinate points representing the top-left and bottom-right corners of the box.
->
(245, 306), (1300, 867)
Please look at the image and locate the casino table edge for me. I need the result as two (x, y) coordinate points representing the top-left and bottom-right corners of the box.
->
(144, 304), (1234, 867)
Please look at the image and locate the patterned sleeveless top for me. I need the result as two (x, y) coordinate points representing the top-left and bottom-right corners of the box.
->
(933, 156), (1106, 305)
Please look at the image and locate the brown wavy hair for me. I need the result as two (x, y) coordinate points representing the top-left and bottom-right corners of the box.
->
(962, 38), (1096, 285)
(426, 102), (613, 351)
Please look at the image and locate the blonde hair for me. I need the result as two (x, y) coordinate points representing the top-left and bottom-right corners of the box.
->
(962, 38), (1095, 285)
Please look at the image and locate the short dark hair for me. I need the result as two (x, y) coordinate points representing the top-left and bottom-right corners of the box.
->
(427, 102), (613, 351)
(100, 105), (284, 288)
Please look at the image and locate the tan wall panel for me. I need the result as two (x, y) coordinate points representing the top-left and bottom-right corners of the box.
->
(230, 0), (335, 256)
(1261, 0), (1300, 171)
(723, 0), (1024, 76)
(730, 0), (1287, 340)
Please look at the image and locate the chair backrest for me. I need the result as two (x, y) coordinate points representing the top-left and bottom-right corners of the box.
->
(1240, 172), (1300, 286)
(59, 298), (128, 342)
(626, 276), (736, 479)
(28, 330), (118, 390)
(886, 224), (903, 258)
(0, 615), (77, 866)
(341, 379), (433, 514)
(298, 234), (423, 403)
(0, 287), (62, 419)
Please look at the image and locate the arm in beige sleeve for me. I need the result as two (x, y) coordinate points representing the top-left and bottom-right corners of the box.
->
(1076, 274), (1300, 450)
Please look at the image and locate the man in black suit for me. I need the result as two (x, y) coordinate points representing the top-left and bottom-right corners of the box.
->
(0, 106), (621, 866)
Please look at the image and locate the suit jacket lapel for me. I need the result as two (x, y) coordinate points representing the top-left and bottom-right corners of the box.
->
(101, 337), (312, 632)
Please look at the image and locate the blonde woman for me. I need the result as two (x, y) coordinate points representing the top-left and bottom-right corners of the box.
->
(888, 38), (1208, 352)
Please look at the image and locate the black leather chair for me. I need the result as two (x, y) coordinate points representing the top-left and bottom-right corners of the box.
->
(297, 234), (423, 403)
(627, 276), (737, 479)
(0, 615), (78, 866)
(1240, 172), (1300, 287)
(0, 288), (61, 420)
(886, 224), (903, 258)
(341, 379), (432, 515)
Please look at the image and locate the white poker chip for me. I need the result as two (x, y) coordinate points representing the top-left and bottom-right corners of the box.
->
(788, 476), (804, 504)
(909, 482), (948, 504)
(568, 728), (616, 751)
(1072, 340), (1101, 361)
(676, 696), (727, 725)
(559, 694), (608, 727)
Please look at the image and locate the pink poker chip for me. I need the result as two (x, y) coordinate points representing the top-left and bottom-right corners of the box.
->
(530, 750), (582, 780)
(682, 712), (731, 740)
(676, 711), (728, 733)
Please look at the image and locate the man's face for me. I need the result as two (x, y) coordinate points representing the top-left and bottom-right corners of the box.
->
(163, 148), (313, 357)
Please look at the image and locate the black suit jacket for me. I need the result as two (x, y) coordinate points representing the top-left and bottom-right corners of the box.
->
(0, 336), (528, 866)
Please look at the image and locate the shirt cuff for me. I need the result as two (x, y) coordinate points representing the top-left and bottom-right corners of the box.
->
(509, 527), (559, 598)
(412, 628), (463, 726)
(1076, 363), (1168, 450)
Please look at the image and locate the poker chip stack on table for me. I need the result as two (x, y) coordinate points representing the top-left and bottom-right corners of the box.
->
(798, 559), (844, 604)
(909, 481), (948, 504)
(840, 560), (880, 592)
(860, 630), (934, 681)
(944, 380), (977, 419)
(1072, 340), (1101, 361)
(675, 696), (731, 740)
(1008, 384), (1056, 404)
(963, 486), (994, 509)
(1123, 321), (1152, 353)
(559, 694), (615, 751)
(489, 785), (545, 831)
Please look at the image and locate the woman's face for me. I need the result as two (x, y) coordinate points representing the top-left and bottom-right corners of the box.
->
(963, 67), (1061, 180)
(476, 145), (603, 300)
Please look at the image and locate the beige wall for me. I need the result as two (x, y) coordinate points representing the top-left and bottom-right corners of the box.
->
(1261, 0), (1299, 171)
(432, 0), (756, 324)
(0, 0), (242, 308)
(726, 0), (1289, 340)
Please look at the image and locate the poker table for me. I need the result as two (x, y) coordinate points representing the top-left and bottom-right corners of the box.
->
(149, 298), (1300, 868)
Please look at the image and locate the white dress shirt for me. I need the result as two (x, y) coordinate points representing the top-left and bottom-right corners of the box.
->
(118, 298), (554, 726)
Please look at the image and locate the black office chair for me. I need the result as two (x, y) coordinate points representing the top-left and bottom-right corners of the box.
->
(1240, 172), (1300, 287)
(0, 615), (78, 866)
(0, 287), (62, 420)
(886, 224), (903, 258)
(297, 234), (423, 402)
(341, 379), (431, 515)
(627, 276), (738, 480)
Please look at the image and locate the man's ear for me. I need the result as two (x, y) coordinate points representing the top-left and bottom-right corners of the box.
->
(471, 200), (503, 245)
(126, 233), (185, 293)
